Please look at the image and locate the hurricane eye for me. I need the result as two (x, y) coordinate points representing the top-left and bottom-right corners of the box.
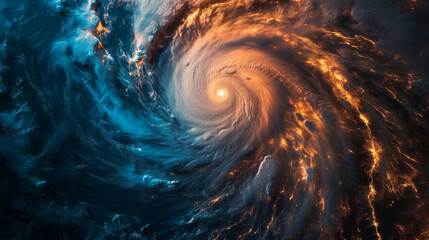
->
(217, 89), (225, 97)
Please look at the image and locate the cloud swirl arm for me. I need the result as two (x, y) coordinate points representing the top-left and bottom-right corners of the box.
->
(0, 0), (428, 239)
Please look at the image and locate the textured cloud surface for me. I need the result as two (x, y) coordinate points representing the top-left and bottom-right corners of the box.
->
(0, 0), (428, 239)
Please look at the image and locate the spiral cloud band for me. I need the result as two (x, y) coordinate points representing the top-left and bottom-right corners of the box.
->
(0, 0), (428, 239)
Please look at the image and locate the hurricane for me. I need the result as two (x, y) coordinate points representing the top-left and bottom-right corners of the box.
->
(1, 0), (428, 239)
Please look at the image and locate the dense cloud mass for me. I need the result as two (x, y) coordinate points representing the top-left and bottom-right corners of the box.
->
(0, 0), (428, 239)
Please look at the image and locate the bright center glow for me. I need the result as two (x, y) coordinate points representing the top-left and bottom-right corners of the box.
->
(217, 89), (225, 97)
